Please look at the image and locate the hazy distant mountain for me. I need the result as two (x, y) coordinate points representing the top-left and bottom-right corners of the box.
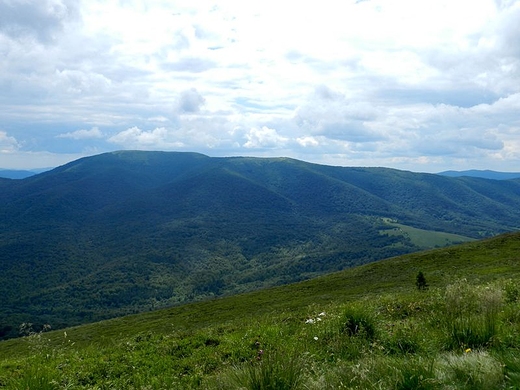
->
(0, 168), (50, 179)
(1, 150), (520, 339)
(438, 169), (520, 180)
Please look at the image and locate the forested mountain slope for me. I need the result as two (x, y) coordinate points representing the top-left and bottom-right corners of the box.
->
(1, 150), (519, 339)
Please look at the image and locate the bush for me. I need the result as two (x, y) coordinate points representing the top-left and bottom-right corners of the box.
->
(416, 271), (429, 291)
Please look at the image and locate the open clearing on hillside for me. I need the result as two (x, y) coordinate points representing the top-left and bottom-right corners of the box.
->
(382, 218), (476, 248)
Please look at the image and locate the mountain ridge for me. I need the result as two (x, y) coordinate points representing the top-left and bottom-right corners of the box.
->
(1, 150), (520, 340)
(438, 169), (520, 180)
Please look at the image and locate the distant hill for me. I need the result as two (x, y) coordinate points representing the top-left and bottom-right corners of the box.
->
(0, 168), (50, 179)
(1, 150), (520, 340)
(438, 169), (520, 180)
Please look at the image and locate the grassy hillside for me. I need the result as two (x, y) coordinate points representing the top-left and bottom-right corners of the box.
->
(1, 151), (520, 341)
(1, 232), (520, 389)
(382, 219), (475, 248)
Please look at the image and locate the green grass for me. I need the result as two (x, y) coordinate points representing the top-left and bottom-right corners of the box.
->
(1, 232), (520, 389)
(382, 219), (476, 248)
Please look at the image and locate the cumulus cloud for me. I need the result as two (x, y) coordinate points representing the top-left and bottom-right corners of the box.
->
(108, 127), (184, 149)
(54, 69), (112, 95)
(243, 126), (289, 149)
(0, 130), (20, 152)
(296, 136), (320, 147)
(56, 127), (103, 140)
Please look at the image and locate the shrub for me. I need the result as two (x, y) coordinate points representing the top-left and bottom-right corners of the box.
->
(416, 271), (429, 291)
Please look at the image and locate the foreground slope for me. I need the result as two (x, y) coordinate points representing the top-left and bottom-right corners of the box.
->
(1, 151), (520, 340)
(1, 232), (520, 389)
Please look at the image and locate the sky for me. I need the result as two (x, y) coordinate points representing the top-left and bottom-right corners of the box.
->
(1, 0), (520, 172)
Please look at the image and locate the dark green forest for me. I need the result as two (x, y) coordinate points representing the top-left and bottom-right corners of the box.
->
(1, 151), (519, 340)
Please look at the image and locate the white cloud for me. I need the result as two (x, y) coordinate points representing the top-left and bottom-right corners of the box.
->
(54, 69), (112, 95)
(293, 86), (384, 143)
(296, 136), (320, 147)
(148, 116), (169, 122)
(0, 0), (79, 44)
(243, 126), (289, 149)
(57, 127), (103, 140)
(0, 131), (20, 152)
(1, 0), (520, 172)
(108, 126), (184, 149)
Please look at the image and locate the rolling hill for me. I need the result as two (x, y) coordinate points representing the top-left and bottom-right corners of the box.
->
(1, 231), (520, 388)
(1, 150), (520, 340)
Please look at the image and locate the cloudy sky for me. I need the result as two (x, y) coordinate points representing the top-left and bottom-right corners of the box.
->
(1, 0), (520, 172)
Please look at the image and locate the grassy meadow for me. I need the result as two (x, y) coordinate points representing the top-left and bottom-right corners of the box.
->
(1, 232), (520, 389)
(382, 219), (476, 249)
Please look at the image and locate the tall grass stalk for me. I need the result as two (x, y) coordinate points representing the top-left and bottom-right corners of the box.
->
(444, 281), (502, 349)
(342, 305), (378, 340)
(228, 350), (306, 390)
(500, 351), (520, 388)
(7, 365), (60, 390)
(438, 351), (503, 389)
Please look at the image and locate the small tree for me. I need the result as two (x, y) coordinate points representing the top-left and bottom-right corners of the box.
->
(416, 271), (428, 291)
